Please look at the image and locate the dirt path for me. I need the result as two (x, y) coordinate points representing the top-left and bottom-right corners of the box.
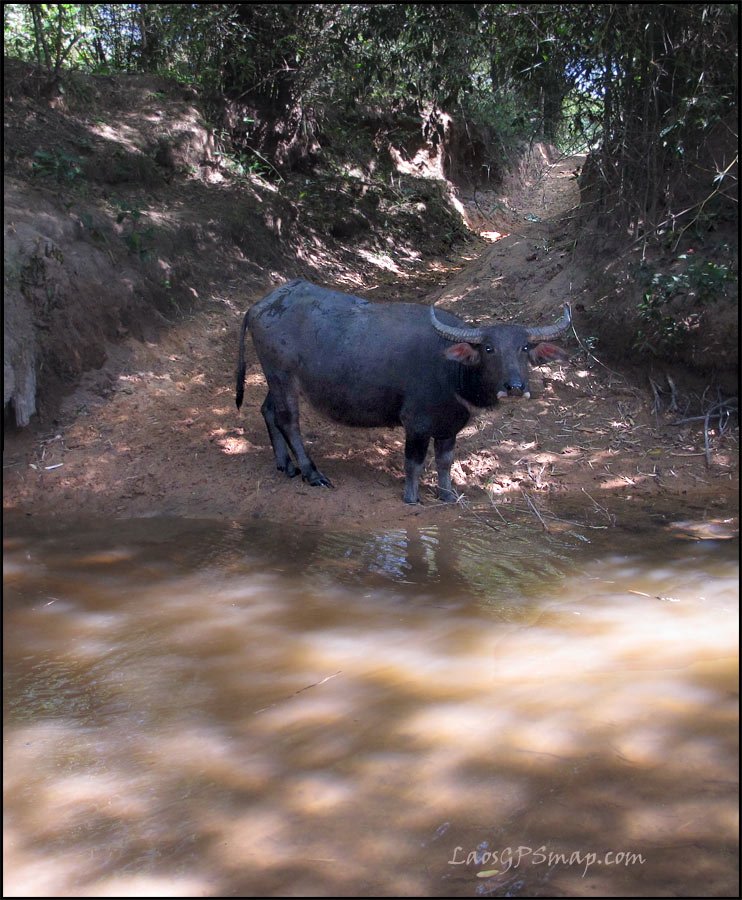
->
(3, 156), (738, 533)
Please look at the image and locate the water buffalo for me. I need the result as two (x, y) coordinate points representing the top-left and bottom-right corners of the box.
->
(236, 279), (570, 503)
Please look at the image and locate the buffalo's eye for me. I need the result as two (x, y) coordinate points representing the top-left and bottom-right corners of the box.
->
(522, 344), (531, 353)
(484, 344), (493, 354)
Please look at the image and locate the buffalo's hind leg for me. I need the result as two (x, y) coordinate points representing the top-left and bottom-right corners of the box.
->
(261, 391), (299, 478)
(262, 385), (333, 488)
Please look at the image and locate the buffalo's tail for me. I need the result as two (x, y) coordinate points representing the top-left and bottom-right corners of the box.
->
(235, 309), (251, 409)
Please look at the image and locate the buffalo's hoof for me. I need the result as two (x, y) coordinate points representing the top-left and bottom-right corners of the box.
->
(304, 471), (333, 488)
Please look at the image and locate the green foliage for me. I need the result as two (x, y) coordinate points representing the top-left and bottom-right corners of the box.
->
(5, 3), (88, 74)
(6, 3), (738, 254)
(677, 254), (735, 302)
(31, 148), (83, 183)
(221, 149), (274, 181)
(574, 4), (738, 240)
(639, 254), (734, 309)
(634, 252), (736, 354)
(6, 4), (736, 368)
(558, 90), (602, 154)
(112, 199), (155, 260)
(113, 198), (143, 225)
(122, 228), (154, 259)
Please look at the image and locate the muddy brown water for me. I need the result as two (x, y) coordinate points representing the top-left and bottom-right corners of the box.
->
(3, 507), (738, 897)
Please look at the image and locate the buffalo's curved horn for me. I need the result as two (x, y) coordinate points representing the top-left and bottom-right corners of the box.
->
(429, 305), (484, 344)
(526, 303), (572, 341)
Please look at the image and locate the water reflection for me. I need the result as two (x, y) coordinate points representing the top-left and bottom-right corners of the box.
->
(3, 511), (738, 897)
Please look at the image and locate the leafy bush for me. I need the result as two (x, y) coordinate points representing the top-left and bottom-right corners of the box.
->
(635, 252), (736, 353)
(112, 199), (155, 260)
(31, 149), (83, 183)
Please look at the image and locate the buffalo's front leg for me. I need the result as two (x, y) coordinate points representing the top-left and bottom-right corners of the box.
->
(403, 433), (430, 504)
(434, 436), (458, 502)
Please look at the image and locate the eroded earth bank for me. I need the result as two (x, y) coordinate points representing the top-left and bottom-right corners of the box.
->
(3, 72), (738, 536)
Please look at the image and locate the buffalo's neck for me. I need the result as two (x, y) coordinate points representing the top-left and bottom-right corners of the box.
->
(456, 365), (496, 409)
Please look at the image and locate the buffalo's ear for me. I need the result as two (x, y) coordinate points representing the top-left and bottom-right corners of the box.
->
(528, 342), (568, 365)
(444, 342), (481, 366)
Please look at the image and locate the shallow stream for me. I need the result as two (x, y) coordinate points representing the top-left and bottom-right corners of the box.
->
(3, 507), (738, 896)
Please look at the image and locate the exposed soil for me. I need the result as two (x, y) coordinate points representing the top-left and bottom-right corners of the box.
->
(3, 149), (738, 534)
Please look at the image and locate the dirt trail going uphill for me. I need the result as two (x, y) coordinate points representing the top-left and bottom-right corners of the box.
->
(3, 156), (738, 533)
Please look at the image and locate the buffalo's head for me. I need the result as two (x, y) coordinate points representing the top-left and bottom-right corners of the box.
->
(430, 304), (572, 400)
